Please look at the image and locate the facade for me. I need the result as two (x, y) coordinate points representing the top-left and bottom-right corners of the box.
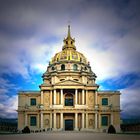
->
(18, 26), (121, 132)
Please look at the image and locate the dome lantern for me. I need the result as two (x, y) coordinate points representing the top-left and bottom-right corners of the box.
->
(50, 25), (88, 64)
(62, 25), (76, 50)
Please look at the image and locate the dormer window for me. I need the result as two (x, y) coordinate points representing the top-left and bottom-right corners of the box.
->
(74, 79), (78, 81)
(60, 79), (65, 81)
(52, 67), (55, 70)
(73, 64), (78, 71)
(61, 64), (65, 70)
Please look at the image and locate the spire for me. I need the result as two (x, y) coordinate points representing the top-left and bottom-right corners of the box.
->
(67, 25), (71, 39)
(62, 25), (76, 50)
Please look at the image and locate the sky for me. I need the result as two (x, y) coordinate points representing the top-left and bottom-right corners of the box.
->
(0, 0), (140, 119)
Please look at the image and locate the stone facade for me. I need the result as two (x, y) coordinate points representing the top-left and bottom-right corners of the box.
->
(18, 26), (121, 132)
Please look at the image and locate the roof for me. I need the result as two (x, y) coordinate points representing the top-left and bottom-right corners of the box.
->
(18, 91), (40, 95)
(98, 90), (121, 95)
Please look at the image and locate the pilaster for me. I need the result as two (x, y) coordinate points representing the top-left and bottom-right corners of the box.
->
(50, 113), (52, 128)
(53, 113), (56, 130)
(54, 89), (56, 105)
(95, 113), (98, 129)
(60, 113), (63, 130)
(81, 113), (85, 129)
(82, 89), (85, 105)
(74, 113), (78, 130)
(86, 113), (88, 129)
(61, 89), (63, 105)
(75, 89), (78, 105)
(40, 112), (43, 129)
(25, 113), (27, 126)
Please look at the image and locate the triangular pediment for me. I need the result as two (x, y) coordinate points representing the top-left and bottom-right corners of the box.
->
(55, 79), (84, 86)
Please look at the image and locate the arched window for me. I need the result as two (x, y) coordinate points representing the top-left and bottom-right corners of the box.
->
(52, 66), (55, 71)
(73, 64), (78, 71)
(65, 93), (73, 106)
(61, 64), (65, 70)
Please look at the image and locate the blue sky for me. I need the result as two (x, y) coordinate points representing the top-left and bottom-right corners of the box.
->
(0, 0), (140, 119)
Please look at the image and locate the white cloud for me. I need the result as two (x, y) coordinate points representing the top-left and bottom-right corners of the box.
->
(120, 81), (140, 118)
(66, 1), (140, 82)
(0, 95), (18, 118)
(0, 0), (140, 118)
(0, 78), (18, 118)
(0, 0), (139, 81)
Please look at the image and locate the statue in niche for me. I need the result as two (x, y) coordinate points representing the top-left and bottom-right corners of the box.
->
(45, 94), (50, 104)
(89, 119), (94, 126)
(45, 119), (49, 125)
(89, 95), (94, 103)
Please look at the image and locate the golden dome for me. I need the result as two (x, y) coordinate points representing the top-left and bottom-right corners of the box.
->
(50, 25), (88, 64)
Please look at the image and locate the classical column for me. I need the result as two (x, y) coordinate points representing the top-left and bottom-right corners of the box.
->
(41, 91), (43, 104)
(82, 113), (85, 129)
(95, 91), (98, 105)
(41, 112), (43, 129)
(50, 90), (52, 106)
(37, 114), (39, 128)
(54, 89), (56, 105)
(75, 113), (78, 130)
(86, 90), (88, 106)
(95, 91), (98, 129)
(60, 113), (63, 129)
(25, 113), (27, 126)
(111, 113), (113, 125)
(75, 89), (78, 105)
(82, 89), (85, 105)
(27, 97), (30, 106)
(95, 113), (98, 129)
(53, 113), (56, 129)
(98, 114), (101, 128)
(50, 113), (52, 128)
(86, 113), (88, 129)
(61, 89), (63, 105)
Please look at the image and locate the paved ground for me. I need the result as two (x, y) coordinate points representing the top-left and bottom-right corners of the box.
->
(0, 132), (140, 140)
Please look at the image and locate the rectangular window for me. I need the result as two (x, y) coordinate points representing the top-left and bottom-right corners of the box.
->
(30, 98), (36, 106)
(30, 116), (37, 126)
(102, 98), (108, 105)
(65, 99), (73, 106)
(101, 116), (108, 126)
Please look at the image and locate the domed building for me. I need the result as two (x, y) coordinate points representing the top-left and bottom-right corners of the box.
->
(18, 26), (121, 132)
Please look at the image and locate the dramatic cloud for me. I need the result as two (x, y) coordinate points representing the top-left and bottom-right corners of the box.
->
(0, 78), (18, 118)
(0, 95), (18, 118)
(121, 79), (140, 118)
(0, 0), (140, 118)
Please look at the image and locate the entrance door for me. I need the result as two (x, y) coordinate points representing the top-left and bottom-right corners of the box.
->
(65, 120), (73, 130)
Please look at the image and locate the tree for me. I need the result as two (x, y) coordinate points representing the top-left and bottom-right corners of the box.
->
(22, 126), (30, 133)
(108, 125), (116, 134)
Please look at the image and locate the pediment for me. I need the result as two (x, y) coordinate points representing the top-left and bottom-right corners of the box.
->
(55, 79), (84, 86)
